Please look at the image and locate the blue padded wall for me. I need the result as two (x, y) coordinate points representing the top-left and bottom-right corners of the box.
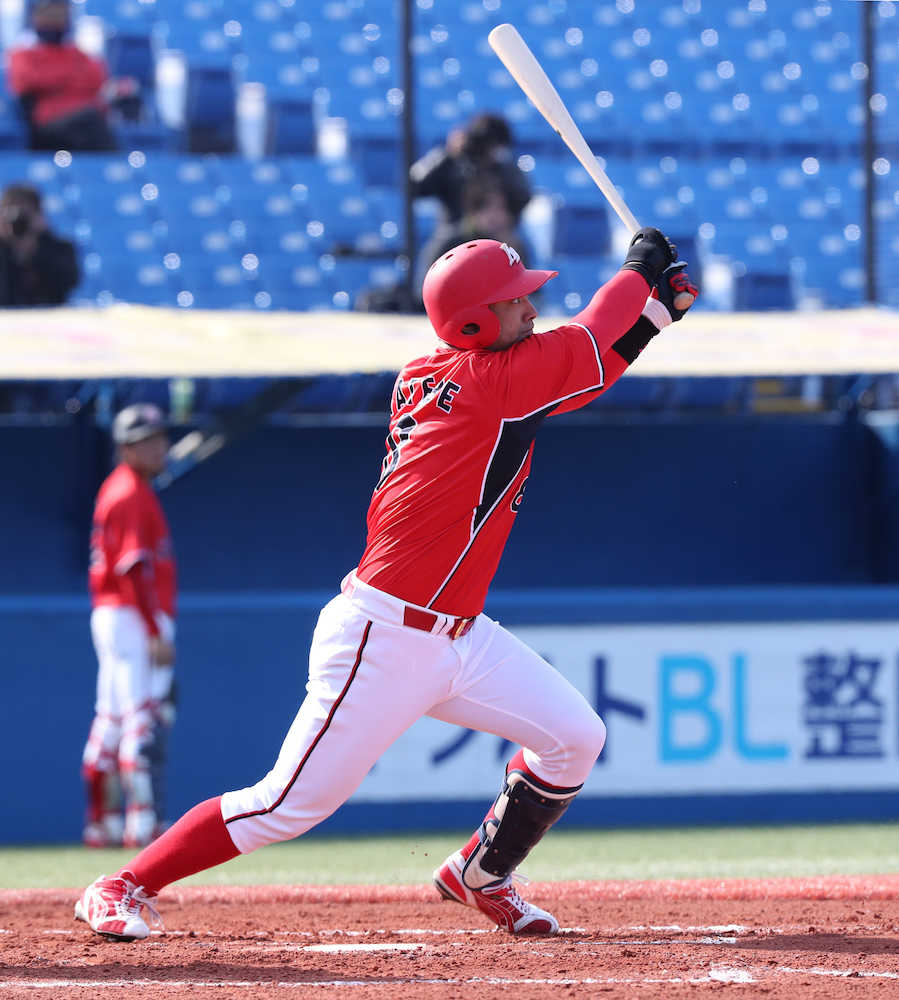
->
(0, 415), (881, 594)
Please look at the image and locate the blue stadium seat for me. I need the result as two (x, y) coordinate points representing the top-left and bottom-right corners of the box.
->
(0, 90), (27, 149)
(547, 255), (616, 314)
(4, 0), (882, 315)
(264, 95), (316, 155)
(256, 257), (332, 311)
(348, 117), (402, 187)
(552, 202), (611, 256)
(733, 271), (794, 311)
(105, 30), (155, 94)
(183, 63), (236, 153)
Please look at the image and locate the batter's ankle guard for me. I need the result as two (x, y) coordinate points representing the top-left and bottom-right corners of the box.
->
(463, 767), (581, 887)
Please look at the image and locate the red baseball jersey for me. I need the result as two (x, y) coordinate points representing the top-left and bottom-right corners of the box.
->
(356, 269), (647, 617)
(89, 463), (176, 619)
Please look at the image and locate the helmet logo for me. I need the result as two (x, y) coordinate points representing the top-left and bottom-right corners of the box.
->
(500, 243), (520, 266)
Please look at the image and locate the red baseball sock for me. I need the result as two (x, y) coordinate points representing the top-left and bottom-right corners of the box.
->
(82, 766), (107, 825)
(118, 796), (240, 894)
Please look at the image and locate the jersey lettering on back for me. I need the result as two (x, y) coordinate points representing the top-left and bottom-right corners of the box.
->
(356, 323), (604, 617)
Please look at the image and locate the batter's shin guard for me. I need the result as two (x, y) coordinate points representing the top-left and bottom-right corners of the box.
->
(462, 756), (581, 890)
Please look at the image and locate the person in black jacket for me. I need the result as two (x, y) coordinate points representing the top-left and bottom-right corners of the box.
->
(0, 184), (79, 305)
(410, 112), (532, 227)
(414, 175), (533, 294)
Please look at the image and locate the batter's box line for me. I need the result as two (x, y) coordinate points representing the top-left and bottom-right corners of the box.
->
(0, 974), (784, 990)
(779, 965), (899, 981)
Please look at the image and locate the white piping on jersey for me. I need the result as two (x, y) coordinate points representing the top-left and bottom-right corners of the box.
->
(570, 321), (603, 376)
(425, 324), (605, 609)
(114, 549), (151, 575)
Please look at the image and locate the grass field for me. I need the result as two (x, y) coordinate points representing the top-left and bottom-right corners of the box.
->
(3, 821), (899, 890)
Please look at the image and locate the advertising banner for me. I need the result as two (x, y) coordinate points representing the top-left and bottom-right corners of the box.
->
(351, 621), (899, 802)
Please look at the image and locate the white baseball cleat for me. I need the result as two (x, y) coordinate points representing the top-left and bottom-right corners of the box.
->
(74, 871), (162, 941)
(433, 848), (559, 935)
(82, 817), (124, 849)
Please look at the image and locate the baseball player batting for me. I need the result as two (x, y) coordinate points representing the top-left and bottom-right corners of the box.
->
(81, 404), (177, 850)
(75, 227), (697, 940)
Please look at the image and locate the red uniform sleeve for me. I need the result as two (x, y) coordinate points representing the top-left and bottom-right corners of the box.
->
(104, 495), (154, 576)
(492, 268), (648, 418)
(119, 563), (160, 637)
(569, 268), (650, 354)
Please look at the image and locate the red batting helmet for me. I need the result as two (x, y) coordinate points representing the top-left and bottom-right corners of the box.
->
(422, 240), (558, 350)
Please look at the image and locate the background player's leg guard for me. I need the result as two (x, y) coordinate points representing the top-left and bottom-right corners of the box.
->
(120, 703), (159, 847)
(82, 713), (125, 847)
(81, 763), (125, 847)
(147, 669), (177, 835)
(461, 751), (582, 890)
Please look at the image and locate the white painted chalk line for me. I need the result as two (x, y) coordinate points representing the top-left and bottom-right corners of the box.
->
(631, 924), (750, 934)
(303, 943), (427, 953)
(236, 942), (430, 954)
(780, 966), (899, 981)
(0, 977), (754, 990)
(5, 964), (899, 990)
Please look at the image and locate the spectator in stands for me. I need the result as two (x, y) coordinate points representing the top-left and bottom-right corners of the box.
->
(0, 183), (79, 306)
(358, 176), (533, 316)
(356, 115), (532, 315)
(410, 112), (532, 228)
(8, 0), (116, 151)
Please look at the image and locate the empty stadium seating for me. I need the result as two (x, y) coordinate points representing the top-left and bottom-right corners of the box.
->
(0, 0), (893, 311)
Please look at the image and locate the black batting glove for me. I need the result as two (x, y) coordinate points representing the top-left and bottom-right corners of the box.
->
(620, 227), (677, 287)
(654, 261), (699, 322)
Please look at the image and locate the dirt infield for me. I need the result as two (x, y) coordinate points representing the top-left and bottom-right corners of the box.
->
(3, 876), (899, 998)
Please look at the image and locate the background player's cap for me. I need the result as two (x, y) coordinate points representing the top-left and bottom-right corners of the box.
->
(112, 403), (168, 445)
(423, 239), (557, 350)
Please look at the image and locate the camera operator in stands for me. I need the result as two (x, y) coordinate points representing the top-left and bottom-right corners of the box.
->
(0, 184), (79, 306)
(413, 175), (533, 296)
(410, 112), (532, 228)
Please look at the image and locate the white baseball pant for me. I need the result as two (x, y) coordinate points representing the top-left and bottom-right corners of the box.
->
(83, 605), (165, 841)
(221, 573), (606, 854)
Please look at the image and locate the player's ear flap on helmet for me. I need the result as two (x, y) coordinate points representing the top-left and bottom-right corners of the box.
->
(442, 303), (501, 348)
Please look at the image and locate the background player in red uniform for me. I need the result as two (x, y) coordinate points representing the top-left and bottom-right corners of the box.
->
(75, 228), (697, 941)
(81, 404), (177, 850)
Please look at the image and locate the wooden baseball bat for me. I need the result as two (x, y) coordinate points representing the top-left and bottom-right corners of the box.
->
(488, 23), (695, 310)
(488, 22), (641, 233)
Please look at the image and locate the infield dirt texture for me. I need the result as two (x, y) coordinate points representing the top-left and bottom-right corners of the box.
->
(3, 876), (899, 998)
